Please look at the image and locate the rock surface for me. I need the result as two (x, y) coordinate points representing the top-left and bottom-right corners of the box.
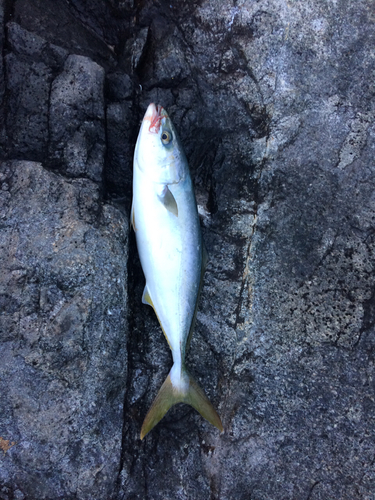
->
(0, 0), (374, 499)
(0, 161), (128, 499)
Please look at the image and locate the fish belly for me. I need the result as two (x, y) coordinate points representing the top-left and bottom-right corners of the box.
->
(133, 172), (201, 355)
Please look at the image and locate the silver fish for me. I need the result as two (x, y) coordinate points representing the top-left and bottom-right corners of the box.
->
(131, 103), (223, 439)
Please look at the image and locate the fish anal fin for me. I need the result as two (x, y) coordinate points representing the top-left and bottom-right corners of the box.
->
(158, 185), (178, 217)
(131, 202), (137, 231)
(142, 285), (172, 350)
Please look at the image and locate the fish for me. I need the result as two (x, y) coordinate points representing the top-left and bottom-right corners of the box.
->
(132, 103), (223, 439)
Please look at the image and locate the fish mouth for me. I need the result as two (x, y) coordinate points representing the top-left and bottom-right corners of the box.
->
(143, 103), (168, 133)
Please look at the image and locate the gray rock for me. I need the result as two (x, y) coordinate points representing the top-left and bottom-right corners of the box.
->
(106, 72), (133, 101)
(0, 0), (374, 499)
(13, 0), (117, 70)
(118, 1), (375, 499)
(122, 27), (150, 71)
(4, 22), (68, 161)
(49, 54), (105, 182)
(0, 0), (5, 154)
(0, 161), (128, 498)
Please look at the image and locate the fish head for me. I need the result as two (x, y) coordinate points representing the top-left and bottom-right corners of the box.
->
(134, 103), (187, 185)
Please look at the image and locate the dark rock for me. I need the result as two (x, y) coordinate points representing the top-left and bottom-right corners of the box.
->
(6, 22), (68, 64)
(48, 54), (105, 181)
(0, 0), (375, 499)
(105, 101), (134, 199)
(4, 22), (68, 161)
(13, 0), (117, 70)
(106, 71), (133, 102)
(121, 27), (150, 72)
(0, 3), (5, 155)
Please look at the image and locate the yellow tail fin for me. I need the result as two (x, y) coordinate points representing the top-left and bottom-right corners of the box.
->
(140, 366), (223, 439)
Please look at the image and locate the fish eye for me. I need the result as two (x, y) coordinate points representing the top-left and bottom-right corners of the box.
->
(161, 130), (172, 145)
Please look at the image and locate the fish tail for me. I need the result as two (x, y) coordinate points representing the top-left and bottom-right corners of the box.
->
(185, 370), (224, 433)
(140, 364), (223, 439)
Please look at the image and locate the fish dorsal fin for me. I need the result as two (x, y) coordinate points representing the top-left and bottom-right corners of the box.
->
(142, 285), (153, 307)
(186, 243), (208, 352)
(158, 186), (178, 217)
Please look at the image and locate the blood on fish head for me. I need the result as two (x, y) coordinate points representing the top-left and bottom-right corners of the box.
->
(143, 103), (168, 133)
(134, 103), (187, 185)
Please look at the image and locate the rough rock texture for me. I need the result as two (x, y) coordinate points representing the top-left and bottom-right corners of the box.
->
(0, 0), (374, 499)
(0, 161), (128, 498)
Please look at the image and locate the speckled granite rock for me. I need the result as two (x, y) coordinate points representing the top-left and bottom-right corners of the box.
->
(0, 161), (128, 498)
(0, 0), (374, 499)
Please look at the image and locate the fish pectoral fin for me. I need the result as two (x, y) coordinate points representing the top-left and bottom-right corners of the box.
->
(158, 185), (178, 217)
(142, 285), (153, 307)
(140, 365), (223, 440)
